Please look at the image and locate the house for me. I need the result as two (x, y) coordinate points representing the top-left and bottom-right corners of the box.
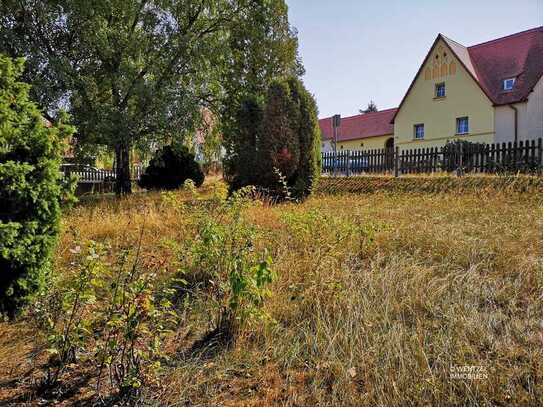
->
(320, 108), (397, 152)
(320, 26), (543, 151)
(394, 26), (543, 149)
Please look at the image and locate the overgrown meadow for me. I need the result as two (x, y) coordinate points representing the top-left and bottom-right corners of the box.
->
(1, 178), (542, 405)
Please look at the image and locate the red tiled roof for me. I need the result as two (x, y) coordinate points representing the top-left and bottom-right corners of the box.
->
(393, 26), (543, 122)
(467, 26), (543, 105)
(320, 108), (397, 142)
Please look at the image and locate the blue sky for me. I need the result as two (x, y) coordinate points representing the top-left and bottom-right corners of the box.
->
(287, 0), (543, 119)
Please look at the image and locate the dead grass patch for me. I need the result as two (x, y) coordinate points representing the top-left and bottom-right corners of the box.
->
(1, 180), (542, 405)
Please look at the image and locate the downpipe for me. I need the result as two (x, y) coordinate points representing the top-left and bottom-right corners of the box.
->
(508, 104), (518, 143)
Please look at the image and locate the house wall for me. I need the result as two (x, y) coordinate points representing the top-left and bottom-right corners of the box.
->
(394, 38), (495, 150)
(525, 76), (543, 140)
(322, 139), (333, 153)
(336, 134), (393, 151)
(495, 77), (543, 143)
(494, 105), (517, 143)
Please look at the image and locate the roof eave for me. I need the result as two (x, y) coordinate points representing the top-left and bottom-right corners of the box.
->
(329, 132), (394, 143)
(493, 97), (529, 107)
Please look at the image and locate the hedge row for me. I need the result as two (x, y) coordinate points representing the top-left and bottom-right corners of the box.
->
(316, 175), (543, 195)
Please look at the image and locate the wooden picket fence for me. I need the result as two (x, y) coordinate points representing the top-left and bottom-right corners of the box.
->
(322, 139), (543, 176)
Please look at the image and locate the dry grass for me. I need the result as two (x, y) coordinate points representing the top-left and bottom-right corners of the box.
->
(1, 177), (542, 405)
(318, 174), (543, 195)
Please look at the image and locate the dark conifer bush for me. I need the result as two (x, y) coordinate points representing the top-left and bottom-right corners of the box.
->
(226, 77), (320, 200)
(257, 79), (301, 189)
(286, 77), (321, 198)
(223, 95), (264, 192)
(0, 55), (74, 315)
(138, 145), (204, 190)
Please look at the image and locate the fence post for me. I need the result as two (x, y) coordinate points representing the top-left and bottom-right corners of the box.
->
(333, 149), (337, 177)
(538, 138), (543, 175)
(394, 146), (400, 177)
(346, 150), (351, 177)
(457, 142), (464, 177)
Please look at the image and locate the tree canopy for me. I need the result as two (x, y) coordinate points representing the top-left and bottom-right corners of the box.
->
(360, 100), (378, 114)
(0, 0), (306, 195)
(0, 0), (242, 194)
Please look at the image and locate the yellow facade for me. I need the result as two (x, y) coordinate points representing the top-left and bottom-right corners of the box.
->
(336, 134), (393, 151)
(394, 39), (495, 150)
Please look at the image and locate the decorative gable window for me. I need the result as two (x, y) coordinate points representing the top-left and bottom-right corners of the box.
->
(435, 82), (446, 98)
(456, 117), (469, 134)
(414, 124), (425, 140)
(503, 78), (515, 91)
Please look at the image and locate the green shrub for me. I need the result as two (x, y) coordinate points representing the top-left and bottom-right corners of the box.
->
(257, 80), (301, 188)
(32, 241), (178, 402)
(258, 77), (320, 199)
(0, 55), (74, 316)
(177, 187), (275, 348)
(226, 77), (320, 200)
(441, 140), (486, 173)
(138, 145), (204, 190)
(286, 77), (321, 198)
(32, 242), (104, 388)
(223, 95), (264, 191)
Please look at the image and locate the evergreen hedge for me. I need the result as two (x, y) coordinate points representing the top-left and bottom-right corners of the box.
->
(0, 55), (74, 315)
(226, 77), (320, 200)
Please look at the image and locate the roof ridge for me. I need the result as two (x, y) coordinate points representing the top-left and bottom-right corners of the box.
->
(440, 34), (466, 49)
(353, 108), (398, 117)
(323, 107), (398, 122)
(367, 107), (398, 113)
(468, 26), (543, 49)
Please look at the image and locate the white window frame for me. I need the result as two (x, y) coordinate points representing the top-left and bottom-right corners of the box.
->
(435, 82), (446, 98)
(503, 78), (515, 91)
(414, 124), (425, 140)
(456, 117), (469, 135)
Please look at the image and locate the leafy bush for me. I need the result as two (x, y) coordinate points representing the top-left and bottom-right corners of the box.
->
(0, 55), (74, 316)
(32, 243), (105, 388)
(32, 240), (178, 402)
(138, 145), (204, 190)
(441, 140), (486, 173)
(31, 190), (274, 401)
(177, 187), (275, 349)
(441, 140), (540, 174)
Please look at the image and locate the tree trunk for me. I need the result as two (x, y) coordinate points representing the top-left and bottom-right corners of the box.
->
(115, 143), (132, 195)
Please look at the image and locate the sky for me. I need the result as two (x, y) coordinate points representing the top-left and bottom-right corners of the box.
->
(287, 0), (543, 119)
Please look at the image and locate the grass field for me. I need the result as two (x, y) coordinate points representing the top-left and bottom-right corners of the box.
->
(1, 178), (542, 406)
